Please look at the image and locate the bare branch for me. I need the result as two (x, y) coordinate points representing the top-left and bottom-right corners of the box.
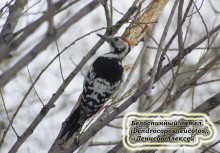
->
(90, 140), (119, 146)
(102, 0), (112, 27)
(192, 1), (210, 54)
(157, 0), (194, 77)
(8, 1), (139, 152)
(47, 0), (55, 35)
(155, 24), (220, 82)
(26, 66), (44, 106)
(177, 0), (184, 57)
(208, 0), (220, 14)
(0, 89), (18, 148)
(141, 92), (220, 153)
(0, 0), (27, 45)
(1, 1), (219, 152)
(108, 140), (123, 153)
(0, 0), (101, 88)
(55, 39), (65, 81)
(201, 139), (220, 153)
(77, 136), (95, 153)
(48, 1), (140, 152)
(154, 53), (220, 113)
(123, 0), (169, 46)
(141, 0), (179, 111)
(0, 0), (67, 62)
(63, 24), (220, 152)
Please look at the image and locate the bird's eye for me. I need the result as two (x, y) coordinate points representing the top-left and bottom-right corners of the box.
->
(114, 37), (119, 41)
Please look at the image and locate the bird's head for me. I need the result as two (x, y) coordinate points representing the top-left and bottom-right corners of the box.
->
(97, 34), (131, 60)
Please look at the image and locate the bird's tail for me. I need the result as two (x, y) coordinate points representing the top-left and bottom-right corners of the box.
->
(60, 105), (83, 141)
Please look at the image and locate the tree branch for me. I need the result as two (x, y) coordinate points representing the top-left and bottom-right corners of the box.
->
(48, 1), (140, 152)
(63, 24), (220, 153)
(7, 1), (139, 153)
(0, 0), (27, 46)
(0, 0), (67, 62)
(141, 0), (179, 111)
(0, 0), (101, 88)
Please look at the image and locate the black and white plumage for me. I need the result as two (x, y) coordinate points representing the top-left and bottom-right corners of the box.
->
(60, 34), (131, 141)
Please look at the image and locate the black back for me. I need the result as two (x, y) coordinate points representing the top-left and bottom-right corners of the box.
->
(93, 56), (123, 84)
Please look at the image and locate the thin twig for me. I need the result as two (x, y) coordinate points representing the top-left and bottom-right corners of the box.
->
(8, 1), (139, 152)
(55, 39), (65, 81)
(56, 0), (81, 15)
(107, 123), (122, 129)
(192, 0), (210, 55)
(183, 2), (194, 45)
(0, 0), (101, 88)
(154, 53), (220, 113)
(141, 0), (179, 111)
(187, 0), (205, 17)
(0, 89), (19, 148)
(187, 78), (220, 88)
(0, 0), (67, 62)
(63, 23), (220, 153)
(208, 0), (220, 14)
(145, 46), (220, 51)
(69, 57), (86, 77)
(157, 0), (193, 77)
(27, 65), (44, 106)
(144, 92), (220, 153)
(0, 0), (14, 17)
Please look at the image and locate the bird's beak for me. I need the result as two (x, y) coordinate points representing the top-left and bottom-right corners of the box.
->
(97, 34), (111, 43)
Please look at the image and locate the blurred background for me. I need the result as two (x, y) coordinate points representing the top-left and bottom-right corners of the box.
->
(0, 0), (219, 152)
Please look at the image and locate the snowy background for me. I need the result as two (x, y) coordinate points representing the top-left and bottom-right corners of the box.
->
(0, 0), (220, 152)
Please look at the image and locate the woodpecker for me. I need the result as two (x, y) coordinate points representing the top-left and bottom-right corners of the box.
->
(60, 34), (131, 141)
